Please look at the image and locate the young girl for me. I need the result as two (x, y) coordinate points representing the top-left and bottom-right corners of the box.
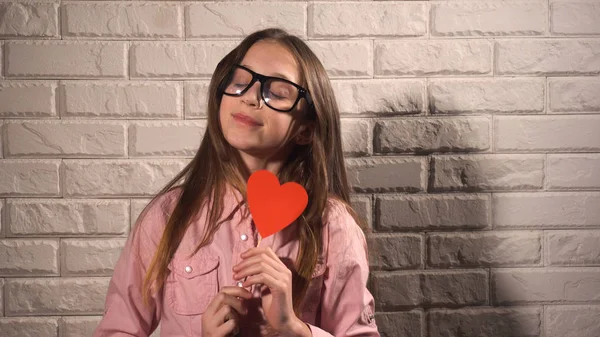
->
(93, 28), (379, 337)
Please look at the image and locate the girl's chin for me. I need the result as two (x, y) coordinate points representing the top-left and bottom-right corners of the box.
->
(227, 143), (264, 155)
(229, 143), (283, 158)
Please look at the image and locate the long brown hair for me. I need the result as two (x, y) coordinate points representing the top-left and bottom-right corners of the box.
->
(139, 28), (364, 314)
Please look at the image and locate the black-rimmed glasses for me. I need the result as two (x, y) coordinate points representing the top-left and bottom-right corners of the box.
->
(220, 65), (313, 113)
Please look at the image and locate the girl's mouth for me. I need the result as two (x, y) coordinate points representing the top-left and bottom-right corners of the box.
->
(232, 113), (262, 127)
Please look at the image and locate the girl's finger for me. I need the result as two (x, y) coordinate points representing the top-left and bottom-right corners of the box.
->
(242, 271), (284, 292)
(234, 250), (287, 274)
(214, 304), (240, 328)
(233, 254), (286, 277)
(215, 317), (238, 337)
(203, 287), (251, 325)
(221, 293), (248, 316)
(264, 247), (284, 264)
(264, 247), (291, 272)
(240, 247), (270, 259)
(219, 286), (253, 300)
(234, 258), (285, 282)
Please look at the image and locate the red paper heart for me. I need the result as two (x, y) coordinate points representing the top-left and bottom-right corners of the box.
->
(247, 170), (308, 238)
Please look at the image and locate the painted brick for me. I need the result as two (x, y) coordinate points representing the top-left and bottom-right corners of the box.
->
(546, 305), (600, 337)
(332, 79), (426, 115)
(493, 192), (600, 229)
(61, 81), (182, 119)
(1, 200), (4, 237)
(432, 2), (546, 36)
(5, 277), (109, 315)
(6, 41), (127, 79)
(129, 120), (206, 157)
(376, 40), (492, 76)
(131, 41), (238, 79)
(306, 40), (372, 78)
(0, 317), (58, 337)
(428, 231), (542, 267)
(376, 194), (490, 231)
(61, 239), (126, 276)
(59, 316), (102, 337)
(184, 81), (210, 118)
(0, 2), (58, 38)
(551, 2), (600, 35)
(547, 230), (600, 265)
(376, 310), (422, 337)
(547, 154), (600, 190)
(492, 268), (600, 304)
(341, 118), (371, 156)
(375, 117), (490, 153)
(496, 39), (600, 75)
(8, 199), (129, 236)
(367, 233), (422, 270)
(0, 81), (57, 118)
(63, 159), (188, 197)
(5, 120), (126, 157)
(0, 239), (59, 276)
(187, 3), (305, 38)
(549, 78), (600, 113)
(428, 307), (541, 337)
(371, 270), (488, 310)
(63, 2), (182, 38)
(430, 78), (544, 114)
(432, 155), (545, 191)
(346, 157), (427, 193)
(309, 2), (426, 38)
(494, 116), (600, 152)
(0, 278), (3, 315)
(0, 160), (60, 196)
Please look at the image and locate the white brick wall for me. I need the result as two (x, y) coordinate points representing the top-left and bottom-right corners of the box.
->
(0, 1), (599, 337)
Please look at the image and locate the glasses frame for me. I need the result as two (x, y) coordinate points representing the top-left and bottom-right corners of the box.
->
(220, 64), (314, 113)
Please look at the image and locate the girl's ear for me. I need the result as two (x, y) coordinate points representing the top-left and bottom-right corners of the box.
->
(295, 121), (316, 145)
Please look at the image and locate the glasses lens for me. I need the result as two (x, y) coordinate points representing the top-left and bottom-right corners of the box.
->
(223, 67), (253, 95)
(263, 79), (299, 111)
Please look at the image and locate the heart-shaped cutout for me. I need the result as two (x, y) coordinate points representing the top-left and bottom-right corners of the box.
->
(247, 170), (308, 238)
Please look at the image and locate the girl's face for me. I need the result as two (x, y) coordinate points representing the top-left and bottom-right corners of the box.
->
(219, 40), (309, 165)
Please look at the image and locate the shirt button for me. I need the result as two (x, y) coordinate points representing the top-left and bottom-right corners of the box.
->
(237, 281), (243, 287)
(184, 266), (192, 273)
(240, 234), (248, 241)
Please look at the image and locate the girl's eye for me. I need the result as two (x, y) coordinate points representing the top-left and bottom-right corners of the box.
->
(268, 91), (286, 100)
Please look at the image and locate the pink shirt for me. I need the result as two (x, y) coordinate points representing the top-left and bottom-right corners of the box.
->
(93, 185), (379, 337)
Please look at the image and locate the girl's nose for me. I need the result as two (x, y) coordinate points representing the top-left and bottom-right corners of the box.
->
(241, 81), (262, 108)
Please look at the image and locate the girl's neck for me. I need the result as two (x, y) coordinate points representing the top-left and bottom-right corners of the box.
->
(239, 151), (286, 176)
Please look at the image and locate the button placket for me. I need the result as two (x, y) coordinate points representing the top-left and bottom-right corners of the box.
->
(232, 213), (255, 286)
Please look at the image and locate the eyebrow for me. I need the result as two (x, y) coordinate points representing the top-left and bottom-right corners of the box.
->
(241, 64), (293, 81)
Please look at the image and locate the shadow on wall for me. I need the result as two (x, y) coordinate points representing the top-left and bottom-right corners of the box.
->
(360, 94), (540, 337)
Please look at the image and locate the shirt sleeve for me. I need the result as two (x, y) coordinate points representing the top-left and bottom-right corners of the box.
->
(307, 202), (380, 337)
(92, 197), (168, 337)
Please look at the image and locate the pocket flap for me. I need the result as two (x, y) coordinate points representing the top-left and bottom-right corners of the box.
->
(168, 256), (219, 279)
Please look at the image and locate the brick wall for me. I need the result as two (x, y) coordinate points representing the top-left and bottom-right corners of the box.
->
(1, 1), (599, 337)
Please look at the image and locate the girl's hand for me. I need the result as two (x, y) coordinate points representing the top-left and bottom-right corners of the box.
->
(232, 247), (310, 337)
(201, 286), (252, 337)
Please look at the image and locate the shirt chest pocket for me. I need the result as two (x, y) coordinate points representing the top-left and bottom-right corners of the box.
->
(166, 255), (219, 316)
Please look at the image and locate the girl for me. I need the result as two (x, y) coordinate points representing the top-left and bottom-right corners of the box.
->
(93, 28), (379, 337)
